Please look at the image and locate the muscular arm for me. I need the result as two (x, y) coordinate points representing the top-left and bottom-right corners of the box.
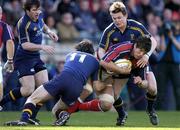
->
(43, 24), (58, 42)
(21, 42), (43, 51)
(147, 36), (158, 56)
(6, 39), (14, 60)
(43, 24), (50, 34)
(100, 60), (131, 74)
(97, 48), (106, 59)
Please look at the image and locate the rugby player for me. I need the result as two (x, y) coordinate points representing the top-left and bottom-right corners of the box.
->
(0, 0), (58, 122)
(4, 39), (101, 126)
(97, 1), (158, 126)
(0, 6), (14, 103)
(52, 35), (159, 126)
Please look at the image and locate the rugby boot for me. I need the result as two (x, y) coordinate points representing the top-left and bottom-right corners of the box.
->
(54, 111), (70, 126)
(147, 109), (159, 125)
(116, 112), (128, 126)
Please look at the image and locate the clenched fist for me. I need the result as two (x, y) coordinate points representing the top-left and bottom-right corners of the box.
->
(4, 59), (14, 73)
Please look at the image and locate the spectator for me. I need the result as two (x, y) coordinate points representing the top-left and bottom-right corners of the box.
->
(74, 0), (100, 42)
(156, 21), (180, 110)
(92, 0), (112, 31)
(43, 15), (58, 45)
(57, 12), (80, 42)
(57, 0), (79, 18)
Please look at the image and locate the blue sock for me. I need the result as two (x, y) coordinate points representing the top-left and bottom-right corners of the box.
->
(113, 97), (125, 117)
(0, 88), (22, 106)
(30, 103), (43, 119)
(21, 103), (36, 122)
(146, 93), (156, 111)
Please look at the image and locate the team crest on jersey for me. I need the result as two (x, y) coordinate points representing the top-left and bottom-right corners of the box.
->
(34, 27), (37, 31)
(112, 38), (119, 44)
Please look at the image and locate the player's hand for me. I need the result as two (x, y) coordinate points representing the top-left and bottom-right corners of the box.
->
(137, 54), (149, 68)
(4, 59), (14, 73)
(133, 76), (142, 85)
(48, 31), (58, 42)
(133, 76), (147, 89)
(42, 45), (55, 55)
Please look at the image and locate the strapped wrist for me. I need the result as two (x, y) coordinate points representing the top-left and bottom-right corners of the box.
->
(46, 29), (51, 34)
(7, 59), (13, 63)
(145, 54), (150, 58)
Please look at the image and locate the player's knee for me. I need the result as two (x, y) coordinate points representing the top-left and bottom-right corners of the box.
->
(100, 101), (113, 111)
(148, 87), (157, 96)
(99, 94), (114, 112)
(147, 83), (157, 95)
(21, 86), (35, 97)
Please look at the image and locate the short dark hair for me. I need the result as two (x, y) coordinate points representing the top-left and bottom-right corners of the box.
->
(75, 39), (95, 55)
(23, 0), (40, 11)
(135, 35), (151, 53)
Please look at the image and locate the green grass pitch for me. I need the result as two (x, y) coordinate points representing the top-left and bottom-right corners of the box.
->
(0, 111), (180, 130)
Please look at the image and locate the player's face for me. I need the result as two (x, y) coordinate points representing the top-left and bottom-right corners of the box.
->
(132, 45), (146, 59)
(27, 6), (40, 21)
(110, 12), (127, 29)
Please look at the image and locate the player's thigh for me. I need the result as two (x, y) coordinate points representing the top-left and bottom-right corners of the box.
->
(34, 69), (48, 87)
(52, 98), (68, 115)
(19, 75), (35, 96)
(146, 72), (157, 94)
(34, 59), (48, 87)
(96, 80), (114, 96)
(113, 78), (128, 99)
(26, 85), (53, 104)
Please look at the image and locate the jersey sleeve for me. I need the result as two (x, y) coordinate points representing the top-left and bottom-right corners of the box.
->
(99, 29), (110, 50)
(2, 24), (13, 43)
(17, 18), (30, 44)
(137, 23), (151, 36)
(39, 13), (45, 29)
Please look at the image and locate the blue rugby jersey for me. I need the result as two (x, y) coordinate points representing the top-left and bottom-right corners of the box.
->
(99, 19), (150, 52)
(64, 51), (99, 85)
(16, 13), (44, 59)
(0, 21), (13, 47)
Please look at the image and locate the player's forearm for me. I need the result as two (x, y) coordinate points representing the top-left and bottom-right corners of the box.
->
(147, 37), (157, 56)
(43, 24), (50, 34)
(21, 42), (43, 51)
(98, 48), (105, 59)
(6, 40), (14, 60)
(100, 60), (123, 74)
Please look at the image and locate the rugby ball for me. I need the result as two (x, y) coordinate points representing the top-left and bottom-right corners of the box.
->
(114, 59), (132, 68)
(107, 59), (132, 74)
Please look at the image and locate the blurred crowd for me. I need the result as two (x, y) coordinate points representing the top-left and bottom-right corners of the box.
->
(0, 0), (180, 111)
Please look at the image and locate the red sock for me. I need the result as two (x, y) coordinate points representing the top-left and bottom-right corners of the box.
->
(67, 100), (81, 114)
(79, 99), (101, 111)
